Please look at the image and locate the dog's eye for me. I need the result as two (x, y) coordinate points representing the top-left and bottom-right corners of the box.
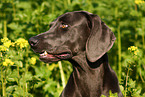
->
(60, 23), (68, 28)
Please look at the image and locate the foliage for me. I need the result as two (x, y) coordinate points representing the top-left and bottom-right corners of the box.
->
(0, 0), (145, 97)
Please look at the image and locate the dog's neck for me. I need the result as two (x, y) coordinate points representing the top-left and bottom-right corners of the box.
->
(62, 52), (122, 97)
(70, 51), (108, 71)
(66, 52), (109, 96)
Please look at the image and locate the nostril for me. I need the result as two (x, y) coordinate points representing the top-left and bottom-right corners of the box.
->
(29, 37), (39, 47)
(30, 41), (36, 46)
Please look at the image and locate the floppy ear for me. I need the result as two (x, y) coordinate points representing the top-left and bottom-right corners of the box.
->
(86, 14), (116, 62)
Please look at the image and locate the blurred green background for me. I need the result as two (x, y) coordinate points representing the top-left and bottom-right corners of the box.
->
(0, 0), (145, 97)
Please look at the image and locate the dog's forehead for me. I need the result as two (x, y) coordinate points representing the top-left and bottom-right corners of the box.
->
(58, 12), (84, 23)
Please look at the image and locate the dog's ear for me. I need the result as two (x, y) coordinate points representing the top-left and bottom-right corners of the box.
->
(84, 13), (116, 62)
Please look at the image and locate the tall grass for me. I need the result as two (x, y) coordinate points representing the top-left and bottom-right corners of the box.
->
(58, 61), (66, 88)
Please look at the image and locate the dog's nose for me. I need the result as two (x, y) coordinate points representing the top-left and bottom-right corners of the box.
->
(29, 37), (39, 47)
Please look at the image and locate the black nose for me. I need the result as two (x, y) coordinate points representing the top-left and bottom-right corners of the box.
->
(29, 37), (39, 47)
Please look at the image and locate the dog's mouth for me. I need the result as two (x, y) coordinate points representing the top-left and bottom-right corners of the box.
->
(39, 51), (72, 63)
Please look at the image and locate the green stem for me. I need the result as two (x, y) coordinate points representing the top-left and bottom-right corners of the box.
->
(140, 70), (144, 83)
(115, 6), (122, 80)
(125, 64), (130, 97)
(17, 65), (21, 97)
(23, 74), (25, 97)
(1, 66), (6, 96)
(36, 21), (40, 33)
(135, 4), (138, 40)
(51, 1), (55, 14)
(4, 67), (7, 97)
(24, 63), (28, 97)
(58, 61), (65, 88)
(64, 0), (67, 9)
(4, 19), (7, 38)
(26, 83), (28, 95)
(12, 0), (16, 19)
(142, 18), (144, 46)
(118, 19), (122, 80)
(2, 0), (7, 38)
(17, 65), (19, 80)
(67, 0), (71, 5)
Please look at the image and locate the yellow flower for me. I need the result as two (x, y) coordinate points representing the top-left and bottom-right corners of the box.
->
(134, 50), (139, 55)
(1, 37), (9, 43)
(128, 46), (137, 51)
(128, 46), (139, 56)
(10, 62), (14, 65)
(30, 57), (36, 65)
(2, 59), (14, 66)
(0, 37), (13, 49)
(5, 59), (14, 65)
(15, 38), (29, 49)
(0, 45), (9, 52)
(135, 0), (145, 4)
(3, 62), (8, 66)
(131, 46), (137, 51)
(3, 40), (13, 48)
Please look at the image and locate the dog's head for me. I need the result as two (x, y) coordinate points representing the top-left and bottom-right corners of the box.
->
(29, 11), (116, 63)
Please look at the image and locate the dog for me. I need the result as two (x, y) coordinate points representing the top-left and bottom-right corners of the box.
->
(29, 11), (123, 97)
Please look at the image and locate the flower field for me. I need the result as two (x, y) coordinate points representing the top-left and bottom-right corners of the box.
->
(0, 0), (145, 97)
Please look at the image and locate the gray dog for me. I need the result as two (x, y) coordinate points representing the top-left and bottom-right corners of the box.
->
(29, 11), (123, 97)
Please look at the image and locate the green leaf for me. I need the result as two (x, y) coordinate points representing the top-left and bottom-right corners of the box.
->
(14, 61), (23, 67)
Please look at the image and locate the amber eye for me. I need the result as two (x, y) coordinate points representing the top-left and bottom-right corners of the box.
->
(60, 23), (68, 28)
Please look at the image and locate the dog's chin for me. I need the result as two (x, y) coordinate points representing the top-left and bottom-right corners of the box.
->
(39, 51), (72, 63)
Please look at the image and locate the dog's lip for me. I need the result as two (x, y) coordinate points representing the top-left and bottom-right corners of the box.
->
(39, 51), (71, 58)
(39, 52), (56, 59)
(39, 51), (72, 63)
(55, 53), (72, 59)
